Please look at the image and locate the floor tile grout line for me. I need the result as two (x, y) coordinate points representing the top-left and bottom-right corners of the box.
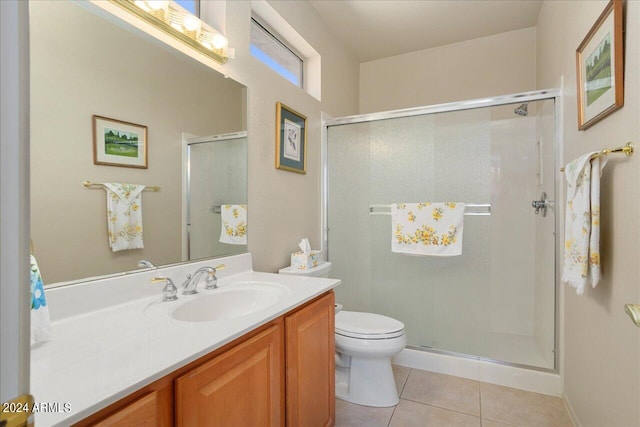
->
(388, 367), (412, 427)
(397, 397), (482, 419)
(479, 380), (483, 423)
(398, 367), (411, 395)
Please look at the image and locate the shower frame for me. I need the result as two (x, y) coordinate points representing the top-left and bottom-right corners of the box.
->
(321, 88), (563, 373)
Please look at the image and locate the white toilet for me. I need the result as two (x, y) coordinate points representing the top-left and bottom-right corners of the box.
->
(279, 261), (407, 407)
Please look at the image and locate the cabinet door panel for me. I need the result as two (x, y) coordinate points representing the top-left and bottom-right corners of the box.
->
(176, 323), (284, 427)
(286, 292), (335, 427)
(92, 392), (159, 427)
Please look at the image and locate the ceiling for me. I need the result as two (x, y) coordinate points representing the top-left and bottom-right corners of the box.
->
(308, 0), (543, 62)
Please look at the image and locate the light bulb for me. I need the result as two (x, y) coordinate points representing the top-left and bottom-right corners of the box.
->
(147, 1), (168, 10)
(211, 33), (228, 50)
(183, 15), (200, 32)
(134, 1), (149, 11)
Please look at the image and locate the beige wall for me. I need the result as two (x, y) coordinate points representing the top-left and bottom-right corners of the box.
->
(30, 1), (244, 283)
(215, 0), (360, 272)
(537, 1), (640, 426)
(359, 27), (536, 113)
(31, 0), (360, 282)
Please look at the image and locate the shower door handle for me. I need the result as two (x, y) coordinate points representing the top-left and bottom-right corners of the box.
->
(532, 192), (553, 217)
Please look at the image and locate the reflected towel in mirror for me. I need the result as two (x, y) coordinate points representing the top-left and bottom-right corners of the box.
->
(220, 204), (247, 245)
(103, 183), (145, 252)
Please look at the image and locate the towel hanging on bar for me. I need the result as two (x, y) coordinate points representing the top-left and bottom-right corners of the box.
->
(391, 202), (466, 256)
(562, 153), (607, 294)
(103, 183), (146, 252)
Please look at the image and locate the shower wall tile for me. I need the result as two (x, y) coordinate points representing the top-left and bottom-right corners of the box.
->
(328, 122), (373, 312)
(489, 117), (537, 337)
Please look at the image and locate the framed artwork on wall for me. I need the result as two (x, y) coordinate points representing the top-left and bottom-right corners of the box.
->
(576, 0), (624, 130)
(93, 115), (148, 168)
(275, 102), (307, 174)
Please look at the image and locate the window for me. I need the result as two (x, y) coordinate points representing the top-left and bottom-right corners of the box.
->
(250, 17), (303, 88)
(175, 0), (199, 17)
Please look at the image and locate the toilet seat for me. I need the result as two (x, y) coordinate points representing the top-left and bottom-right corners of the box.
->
(335, 310), (405, 340)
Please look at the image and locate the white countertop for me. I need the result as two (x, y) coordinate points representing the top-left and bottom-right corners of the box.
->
(30, 254), (340, 426)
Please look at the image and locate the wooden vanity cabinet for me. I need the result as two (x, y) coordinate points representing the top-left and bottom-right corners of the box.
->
(73, 376), (173, 427)
(175, 322), (285, 426)
(285, 291), (335, 427)
(75, 291), (335, 427)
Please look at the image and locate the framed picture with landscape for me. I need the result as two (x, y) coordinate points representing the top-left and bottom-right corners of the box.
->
(576, 0), (623, 130)
(93, 115), (148, 168)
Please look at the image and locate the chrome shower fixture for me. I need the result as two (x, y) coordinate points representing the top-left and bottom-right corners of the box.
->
(514, 103), (528, 116)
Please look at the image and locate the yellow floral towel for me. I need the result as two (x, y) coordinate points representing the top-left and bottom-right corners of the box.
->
(391, 202), (465, 256)
(103, 183), (145, 252)
(562, 153), (607, 294)
(220, 204), (247, 245)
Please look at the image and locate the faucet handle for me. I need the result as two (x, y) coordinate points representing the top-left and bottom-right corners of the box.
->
(204, 264), (226, 290)
(151, 277), (178, 302)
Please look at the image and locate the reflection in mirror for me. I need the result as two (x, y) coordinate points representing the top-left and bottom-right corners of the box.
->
(30, 1), (247, 286)
(186, 133), (248, 260)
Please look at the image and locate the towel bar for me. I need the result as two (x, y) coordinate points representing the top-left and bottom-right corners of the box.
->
(82, 181), (160, 192)
(560, 142), (634, 172)
(369, 203), (491, 216)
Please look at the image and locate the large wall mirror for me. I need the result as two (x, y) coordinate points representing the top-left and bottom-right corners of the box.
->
(30, 1), (247, 286)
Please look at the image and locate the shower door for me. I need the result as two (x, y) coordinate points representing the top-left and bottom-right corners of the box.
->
(186, 133), (247, 260)
(326, 97), (557, 370)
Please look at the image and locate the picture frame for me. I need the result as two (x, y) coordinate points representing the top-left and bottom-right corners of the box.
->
(93, 115), (148, 168)
(275, 102), (307, 174)
(576, 0), (624, 130)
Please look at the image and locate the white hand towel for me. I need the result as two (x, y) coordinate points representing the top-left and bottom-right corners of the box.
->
(103, 183), (145, 252)
(220, 204), (247, 245)
(391, 202), (465, 256)
(562, 153), (607, 294)
(31, 255), (51, 345)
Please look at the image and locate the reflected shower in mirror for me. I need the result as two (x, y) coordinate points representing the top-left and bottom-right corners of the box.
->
(30, 0), (247, 285)
(185, 133), (248, 260)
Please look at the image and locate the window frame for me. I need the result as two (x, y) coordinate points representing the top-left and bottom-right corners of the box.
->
(250, 16), (305, 89)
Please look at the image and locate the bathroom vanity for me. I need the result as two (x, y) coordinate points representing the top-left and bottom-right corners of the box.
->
(30, 254), (339, 426)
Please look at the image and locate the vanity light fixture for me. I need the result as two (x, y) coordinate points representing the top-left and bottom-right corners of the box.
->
(112, 0), (231, 64)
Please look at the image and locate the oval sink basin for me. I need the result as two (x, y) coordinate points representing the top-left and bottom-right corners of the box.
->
(169, 281), (289, 322)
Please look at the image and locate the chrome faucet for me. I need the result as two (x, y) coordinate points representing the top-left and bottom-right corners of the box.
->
(138, 259), (155, 268)
(151, 277), (178, 302)
(181, 264), (226, 295)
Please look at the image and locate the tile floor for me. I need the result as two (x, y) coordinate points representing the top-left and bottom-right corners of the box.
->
(335, 366), (573, 427)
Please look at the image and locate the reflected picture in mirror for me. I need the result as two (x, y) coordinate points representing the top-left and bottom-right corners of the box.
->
(30, 1), (247, 286)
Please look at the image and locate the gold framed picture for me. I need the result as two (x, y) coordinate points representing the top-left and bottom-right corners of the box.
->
(576, 0), (624, 130)
(275, 102), (306, 174)
(93, 115), (148, 168)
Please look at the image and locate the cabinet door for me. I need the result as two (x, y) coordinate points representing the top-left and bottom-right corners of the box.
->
(175, 322), (284, 427)
(285, 292), (335, 427)
(91, 391), (161, 427)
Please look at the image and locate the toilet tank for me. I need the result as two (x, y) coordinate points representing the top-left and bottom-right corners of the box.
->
(278, 262), (332, 278)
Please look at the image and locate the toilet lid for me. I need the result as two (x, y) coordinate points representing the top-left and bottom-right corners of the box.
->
(335, 311), (405, 339)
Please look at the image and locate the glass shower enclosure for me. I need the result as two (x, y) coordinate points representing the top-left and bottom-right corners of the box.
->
(324, 91), (559, 370)
(186, 132), (248, 261)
